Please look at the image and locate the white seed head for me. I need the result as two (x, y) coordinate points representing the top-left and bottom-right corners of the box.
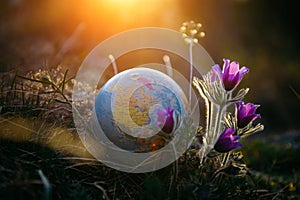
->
(199, 32), (206, 38)
(184, 37), (192, 44)
(190, 29), (198, 36)
(163, 55), (170, 63)
(180, 26), (186, 33)
(189, 20), (195, 25)
(180, 21), (205, 44)
(108, 54), (114, 60)
(182, 33), (188, 38)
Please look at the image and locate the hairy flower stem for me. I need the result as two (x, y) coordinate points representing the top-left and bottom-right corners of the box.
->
(207, 103), (226, 147)
(213, 92), (233, 143)
(205, 91), (232, 154)
(222, 152), (231, 166)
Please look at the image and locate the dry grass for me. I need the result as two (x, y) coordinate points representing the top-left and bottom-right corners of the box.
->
(0, 68), (299, 199)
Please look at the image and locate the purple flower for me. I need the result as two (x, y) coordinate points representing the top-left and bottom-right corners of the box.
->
(236, 101), (261, 128)
(212, 58), (249, 91)
(214, 128), (242, 153)
(156, 106), (174, 134)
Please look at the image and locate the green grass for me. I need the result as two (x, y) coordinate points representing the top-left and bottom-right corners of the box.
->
(242, 140), (300, 199)
(243, 141), (300, 176)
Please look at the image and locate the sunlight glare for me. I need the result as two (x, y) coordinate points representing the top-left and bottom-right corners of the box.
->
(93, 0), (162, 22)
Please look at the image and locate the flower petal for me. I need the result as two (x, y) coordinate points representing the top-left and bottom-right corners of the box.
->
(222, 58), (231, 74)
(156, 108), (166, 126)
(214, 127), (242, 153)
(245, 103), (259, 115)
(213, 59), (248, 91)
(212, 64), (223, 81)
(156, 106), (174, 134)
(222, 127), (235, 138)
(239, 66), (249, 76)
(224, 73), (240, 91)
(236, 101), (261, 128)
(229, 61), (240, 75)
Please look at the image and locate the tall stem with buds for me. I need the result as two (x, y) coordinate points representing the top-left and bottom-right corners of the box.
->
(188, 38), (193, 113)
(180, 21), (205, 114)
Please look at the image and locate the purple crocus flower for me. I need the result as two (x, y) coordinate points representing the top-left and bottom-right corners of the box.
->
(212, 58), (249, 91)
(236, 101), (261, 128)
(214, 127), (242, 153)
(156, 106), (174, 134)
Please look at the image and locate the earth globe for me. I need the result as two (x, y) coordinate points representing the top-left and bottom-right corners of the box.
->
(94, 67), (189, 153)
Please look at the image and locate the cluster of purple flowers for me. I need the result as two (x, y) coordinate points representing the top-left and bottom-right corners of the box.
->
(213, 59), (261, 153)
(215, 101), (261, 152)
(155, 58), (262, 154)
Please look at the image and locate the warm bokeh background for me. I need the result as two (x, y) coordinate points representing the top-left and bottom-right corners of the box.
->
(1, 0), (299, 133)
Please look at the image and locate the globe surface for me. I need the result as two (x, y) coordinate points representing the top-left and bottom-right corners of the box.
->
(94, 68), (188, 152)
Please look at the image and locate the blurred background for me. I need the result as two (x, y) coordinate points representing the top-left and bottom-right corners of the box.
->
(0, 0), (299, 134)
